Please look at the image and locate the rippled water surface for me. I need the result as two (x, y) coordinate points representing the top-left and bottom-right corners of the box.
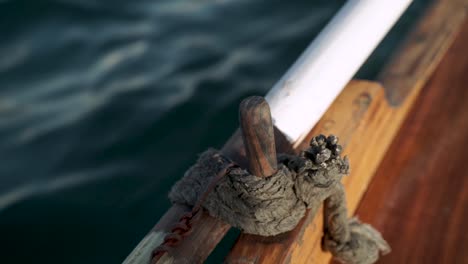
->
(0, 0), (428, 263)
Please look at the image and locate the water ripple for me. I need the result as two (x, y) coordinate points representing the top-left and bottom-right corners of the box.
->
(0, 163), (132, 213)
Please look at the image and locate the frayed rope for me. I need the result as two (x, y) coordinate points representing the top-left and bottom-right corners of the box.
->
(167, 135), (390, 264)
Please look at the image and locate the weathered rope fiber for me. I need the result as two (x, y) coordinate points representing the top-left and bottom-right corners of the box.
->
(169, 135), (390, 264)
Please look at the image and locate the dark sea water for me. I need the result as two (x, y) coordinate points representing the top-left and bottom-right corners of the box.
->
(0, 0), (429, 263)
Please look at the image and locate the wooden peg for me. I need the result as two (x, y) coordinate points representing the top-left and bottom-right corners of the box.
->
(239, 96), (277, 177)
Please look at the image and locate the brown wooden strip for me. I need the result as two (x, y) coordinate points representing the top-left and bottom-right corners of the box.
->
(355, 19), (468, 264)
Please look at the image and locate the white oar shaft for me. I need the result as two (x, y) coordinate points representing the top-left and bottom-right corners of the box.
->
(266, 0), (412, 146)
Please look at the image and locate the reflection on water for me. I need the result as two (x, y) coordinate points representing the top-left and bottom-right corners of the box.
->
(0, 0), (428, 263)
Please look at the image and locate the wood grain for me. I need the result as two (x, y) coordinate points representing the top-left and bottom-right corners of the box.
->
(355, 19), (468, 264)
(239, 96), (277, 177)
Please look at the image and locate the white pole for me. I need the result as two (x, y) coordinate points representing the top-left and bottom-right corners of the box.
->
(266, 0), (412, 147)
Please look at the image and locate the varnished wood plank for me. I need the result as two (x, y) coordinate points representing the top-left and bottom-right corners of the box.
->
(355, 19), (468, 264)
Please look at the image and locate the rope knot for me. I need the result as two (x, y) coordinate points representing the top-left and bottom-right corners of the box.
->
(169, 135), (350, 236)
(166, 135), (389, 264)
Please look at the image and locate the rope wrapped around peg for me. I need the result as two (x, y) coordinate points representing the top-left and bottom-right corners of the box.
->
(169, 135), (390, 264)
